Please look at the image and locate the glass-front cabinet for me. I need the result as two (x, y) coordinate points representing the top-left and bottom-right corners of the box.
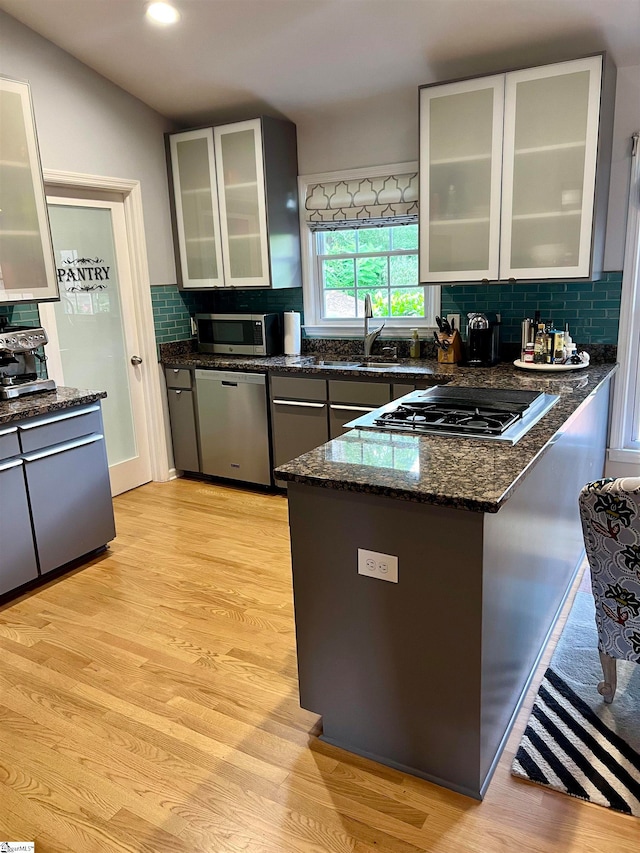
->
(169, 129), (225, 288)
(420, 75), (504, 281)
(419, 54), (615, 283)
(0, 76), (58, 303)
(168, 116), (301, 290)
(214, 119), (270, 287)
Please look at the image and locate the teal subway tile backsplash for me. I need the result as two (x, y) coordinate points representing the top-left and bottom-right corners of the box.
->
(150, 284), (304, 345)
(440, 272), (622, 344)
(0, 303), (41, 327)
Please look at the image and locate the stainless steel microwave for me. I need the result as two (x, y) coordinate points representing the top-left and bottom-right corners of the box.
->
(195, 313), (281, 356)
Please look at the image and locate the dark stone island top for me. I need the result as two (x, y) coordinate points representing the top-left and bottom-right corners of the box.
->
(0, 387), (107, 426)
(275, 361), (618, 513)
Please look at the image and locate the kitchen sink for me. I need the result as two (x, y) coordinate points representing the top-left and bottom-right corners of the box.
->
(317, 359), (362, 367)
(359, 361), (400, 369)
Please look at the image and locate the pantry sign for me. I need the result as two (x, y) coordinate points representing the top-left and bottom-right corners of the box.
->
(56, 254), (111, 291)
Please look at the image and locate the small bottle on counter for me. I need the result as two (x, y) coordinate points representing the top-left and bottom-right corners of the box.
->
(523, 341), (535, 363)
(533, 324), (548, 364)
(410, 328), (421, 358)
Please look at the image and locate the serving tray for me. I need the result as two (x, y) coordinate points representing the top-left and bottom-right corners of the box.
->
(513, 359), (588, 372)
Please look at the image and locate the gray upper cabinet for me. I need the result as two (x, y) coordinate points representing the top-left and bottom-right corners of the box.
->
(0, 76), (59, 304)
(419, 54), (615, 283)
(168, 116), (302, 290)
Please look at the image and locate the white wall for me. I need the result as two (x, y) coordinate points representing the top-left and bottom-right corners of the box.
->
(295, 66), (640, 272)
(0, 10), (178, 286)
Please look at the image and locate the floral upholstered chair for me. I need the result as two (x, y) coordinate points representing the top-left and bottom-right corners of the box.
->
(579, 477), (640, 702)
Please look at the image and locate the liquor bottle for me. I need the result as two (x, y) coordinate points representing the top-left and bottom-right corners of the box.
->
(533, 324), (547, 364)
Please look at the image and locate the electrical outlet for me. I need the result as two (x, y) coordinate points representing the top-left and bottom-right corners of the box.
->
(357, 548), (398, 583)
(446, 313), (461, 334)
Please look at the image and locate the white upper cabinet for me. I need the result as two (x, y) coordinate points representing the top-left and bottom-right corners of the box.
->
(169, 129), (225, 288)
(168, 116), (301, 290)
(0, 77), (59, 303)
(419, 54), (615, 283)
(420, 75), (504, 282)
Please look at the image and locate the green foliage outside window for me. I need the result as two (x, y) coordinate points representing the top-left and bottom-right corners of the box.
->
(319, 224), (422, 319)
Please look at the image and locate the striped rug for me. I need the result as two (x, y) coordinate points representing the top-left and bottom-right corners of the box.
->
(512, 586), (640, 816)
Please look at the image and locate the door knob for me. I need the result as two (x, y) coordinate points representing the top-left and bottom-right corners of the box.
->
(130, 355), (143, 365)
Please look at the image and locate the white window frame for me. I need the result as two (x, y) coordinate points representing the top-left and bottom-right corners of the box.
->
(298, 162), (440, 338)
(607, 132), (640, 477)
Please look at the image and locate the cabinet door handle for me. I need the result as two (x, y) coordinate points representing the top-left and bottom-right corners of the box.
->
(273, 399), (325, 409)
(174, 390), (182, 395)
(0, 457), (23, 472)
(23, 433), (104, 462)
(222, 381), (238, 387)
(330, 404), (376, 413)
(19, 404), (100, 430)
(131, 355), (143, 366)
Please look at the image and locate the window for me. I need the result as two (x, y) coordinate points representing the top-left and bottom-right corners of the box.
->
(608, 132), (640, 476)
(299, 163), (440, 335)
(317, 224), (422, 320)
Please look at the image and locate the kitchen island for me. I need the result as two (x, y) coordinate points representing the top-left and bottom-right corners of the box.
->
(275, 362), (616, 799)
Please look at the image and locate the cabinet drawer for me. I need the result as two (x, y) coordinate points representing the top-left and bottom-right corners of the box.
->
(329, 403), (378, 439)
(328, 380), (390, 406)
(271, 400), (329, 468)
(0, 426), (20, 461)
(270, 375), (327, 401)
(392, 383), (416, 400)
(165, 367), (193, 389)
(19, 405), (102, 453)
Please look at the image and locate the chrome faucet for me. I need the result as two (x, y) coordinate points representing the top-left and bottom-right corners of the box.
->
(363, 294), (385, 357)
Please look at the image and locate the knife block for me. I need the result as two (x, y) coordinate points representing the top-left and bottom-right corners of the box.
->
(437, 330), (463, 364)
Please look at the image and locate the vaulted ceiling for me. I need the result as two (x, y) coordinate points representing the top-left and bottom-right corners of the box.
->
(1, 0), (638, 126)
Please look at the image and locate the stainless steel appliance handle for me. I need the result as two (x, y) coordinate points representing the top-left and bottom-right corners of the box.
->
(131, 355), (143, 365)
(19, 404), (100, 429)
(23, 433), (104, 462)
(273, 399), (326, 409)
(330, 404), (376, 413)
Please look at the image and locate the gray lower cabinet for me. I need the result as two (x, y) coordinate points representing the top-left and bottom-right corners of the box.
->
(328, 380), (391, 439)
(270, 375), (329, 486)
(270, 375), (424, 476)
(0, 453), (39, 595)
(24, 433), (116, 575)
(165, 368), (200, 473)
(0, 402), (116, 597)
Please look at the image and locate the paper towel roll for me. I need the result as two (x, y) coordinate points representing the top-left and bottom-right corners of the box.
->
(284, 311), (301, 356)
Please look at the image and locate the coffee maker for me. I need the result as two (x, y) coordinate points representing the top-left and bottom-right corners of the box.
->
(0, 323), (56, 399)
(466, 312), (501, 367)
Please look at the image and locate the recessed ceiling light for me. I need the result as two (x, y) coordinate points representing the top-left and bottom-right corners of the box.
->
(146, 2), (180, 25)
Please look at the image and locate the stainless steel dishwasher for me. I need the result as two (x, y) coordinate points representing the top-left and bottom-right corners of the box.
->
(195, 369), (272, 485)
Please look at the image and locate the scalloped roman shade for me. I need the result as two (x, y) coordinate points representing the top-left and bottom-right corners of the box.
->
(305, 172), (419, 231)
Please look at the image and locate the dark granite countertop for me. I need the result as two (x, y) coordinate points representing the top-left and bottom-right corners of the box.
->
(161, 350), (451, 382)
(0, 387), (107, 426)
(159, 339), (617, 513)
(274, 362), (618, 513)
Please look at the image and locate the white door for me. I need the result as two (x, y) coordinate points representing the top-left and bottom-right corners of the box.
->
(40, 196), (152, 495)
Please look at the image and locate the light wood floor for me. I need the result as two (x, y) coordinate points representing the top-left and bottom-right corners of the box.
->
(0, 478), (638, 852)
